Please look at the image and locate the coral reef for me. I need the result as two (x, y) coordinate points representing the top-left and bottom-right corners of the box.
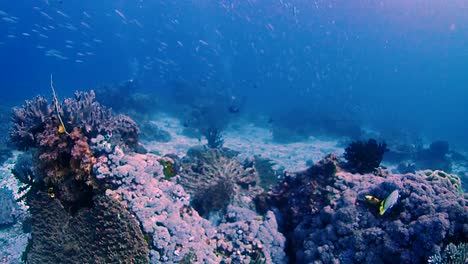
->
(246, 155), (284, 190)
(25, 191), (149, 263)
(269, 155), (467, 263)
(10, 96), (52, 150)
(386, 140), (456, 173)
(214, 205), (286, 263)
(0, 153), (31, 264)
(177, 146), (261, 216)
(95, 145), (286, 263)
(10, 91), (147, 261)
(421, 169), (463, 194)
(344, 139), (389, 173)
(98, 150), (221, 263)
(10, 91), (141, 204)
(428, 242), (468, 264)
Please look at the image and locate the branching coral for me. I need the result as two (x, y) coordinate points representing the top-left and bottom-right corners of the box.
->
(10, 96), (52, 150)
(202, 126), (224, 149)
(344, 139), (389, 173)
(10, 90), (140, 192)
(428, 243), (468, 264)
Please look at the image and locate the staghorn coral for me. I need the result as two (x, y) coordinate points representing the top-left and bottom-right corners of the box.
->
(269, 155), (467, 264)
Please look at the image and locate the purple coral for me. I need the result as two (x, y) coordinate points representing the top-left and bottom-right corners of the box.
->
(94, 146), (286, 263)
(10, 96), (52, 150)
(269, 155), (467, 263)
(10, 90), (140, 189)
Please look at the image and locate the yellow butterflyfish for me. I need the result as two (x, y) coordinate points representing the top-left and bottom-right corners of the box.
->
(365, 195), (381, 205)
(58, 124), (65, 134)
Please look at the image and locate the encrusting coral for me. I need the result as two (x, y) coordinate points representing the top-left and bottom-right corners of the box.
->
(94, 144), (286, 263)
(269, 154), (467, 263)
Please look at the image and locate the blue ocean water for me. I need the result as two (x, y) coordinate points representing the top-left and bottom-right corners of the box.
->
(1, 0), (467, 148)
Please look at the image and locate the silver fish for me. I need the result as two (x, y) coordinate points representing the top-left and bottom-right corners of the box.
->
(379, 190), (399, 215)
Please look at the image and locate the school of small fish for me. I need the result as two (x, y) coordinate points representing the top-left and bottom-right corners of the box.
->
(0, 0), (336, 90)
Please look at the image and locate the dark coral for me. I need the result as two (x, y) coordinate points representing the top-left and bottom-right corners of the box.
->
(269, 155), (467, 264)
(202, 126), (224, 149)
(344, 139), (389, 173)
(25, 191), (149, 263)
(269, 154), (339, 237)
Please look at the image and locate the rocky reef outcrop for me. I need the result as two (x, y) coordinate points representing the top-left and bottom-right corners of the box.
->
(269, 155), (467, 263)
